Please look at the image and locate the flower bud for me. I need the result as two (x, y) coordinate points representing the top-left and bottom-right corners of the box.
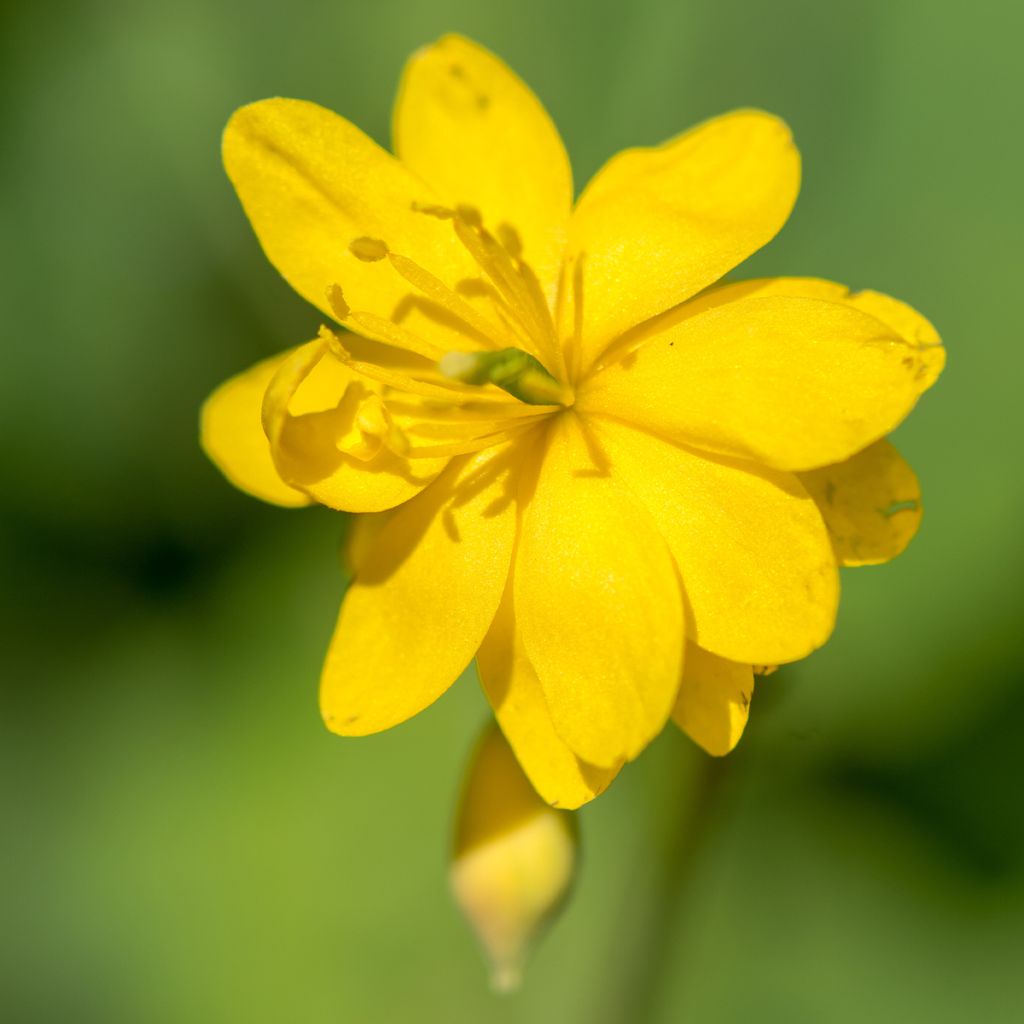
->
(450, 723), (578, 992)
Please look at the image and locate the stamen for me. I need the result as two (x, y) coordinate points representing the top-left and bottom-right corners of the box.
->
(349, 237), (389, 262)
(347, 310), (445, 360)
(403, 421), (540, 459)
(455, 203), (483, 228)
(408, 202), (564, 376)
(496, 223), (522, 259)
(556, 251), (585, 381)
(385, 252), (508, 347)
(403, 415), (543, 441)
(410, 201), (455, 220)
(513, 251), (564, 377)
(451, 217), (565, 377)
(327, 283), (351, 320)
(457, 278), (537, 352)
(325, 328), (510, 404)
(329, 284), (453, 361)
(452, 218), (541, 338)
(384, 398), (549, 422)
(319, 210), (569, 467)
(347, 360), (487, 402)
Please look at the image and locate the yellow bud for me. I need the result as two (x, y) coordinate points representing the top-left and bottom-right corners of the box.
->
(450, 724), (578, 992)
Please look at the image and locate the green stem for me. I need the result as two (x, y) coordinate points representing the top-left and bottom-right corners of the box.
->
(598, 750), (730, 1024)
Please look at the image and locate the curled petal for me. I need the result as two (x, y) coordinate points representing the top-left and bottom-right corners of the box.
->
(262, 340), (447, 513)
(200, 350), (311, 508)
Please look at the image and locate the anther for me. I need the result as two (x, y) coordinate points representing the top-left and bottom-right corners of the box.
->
(327, 283), (350, 320)
(496, 223), (522, 259)
(455, 204), (483, 228)
(349, 237), (389, 262)
(410, 201), (455, 220)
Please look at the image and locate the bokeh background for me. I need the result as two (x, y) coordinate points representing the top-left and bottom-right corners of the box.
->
(3, 0), (1023, 1020)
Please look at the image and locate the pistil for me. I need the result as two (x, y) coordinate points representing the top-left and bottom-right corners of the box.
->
(440, 348), (569, 406)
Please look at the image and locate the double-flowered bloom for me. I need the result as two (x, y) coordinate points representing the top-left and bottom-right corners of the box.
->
(202, 35), (944, 808)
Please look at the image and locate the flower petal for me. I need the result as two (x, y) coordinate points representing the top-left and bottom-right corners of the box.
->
(673, 645), (754, 756)
(394, 34), (572, 300)
(580, 295), (923, 472)
(514, 413), (684, 767)
(612, 277), (944, 397)
(800, 439), (923, 567)
(477, 578), (621, 809)
(564, 110), (800, 373)
(262, 341), (447, 513)
(321, 444), (520, 736)
(843, 289), (944, 395)
(589, 416), (838, 665)
(200, 351), (312, 508)
(223, 98), (495, 352)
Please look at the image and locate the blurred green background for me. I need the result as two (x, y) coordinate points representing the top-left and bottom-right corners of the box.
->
(3, 0), (1022, 1020)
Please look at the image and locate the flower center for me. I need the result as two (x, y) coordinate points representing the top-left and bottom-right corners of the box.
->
(293, 205), (575, 467)
(334, 201), (567, 384)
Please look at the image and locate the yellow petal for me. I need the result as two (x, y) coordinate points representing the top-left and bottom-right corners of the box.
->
(223, 98), (494, 352)
(580, 295), (923, 472)
(200, 351), (311, 508)
(514, 413), (684, 767)
(672, 645), (754, 756)
(620, 276), (849, 346)
(394, 34), (572, 300)
(321, 444), (520, 736)
(611, 277), (945, 397)
(451, 723), (578, 992)
(590, 416), (838, 665)
(843, 289), (945, 395)
(564, 110), (800, 373)
(477, 579), (620, 809)
(800, 439), (923, 567)
(262, 340), (447, 513)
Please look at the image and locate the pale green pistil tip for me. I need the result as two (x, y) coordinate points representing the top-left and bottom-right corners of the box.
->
(440, 348), (567, 406)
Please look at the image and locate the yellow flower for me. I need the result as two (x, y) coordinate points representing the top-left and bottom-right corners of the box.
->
(201, 35), (944, 808)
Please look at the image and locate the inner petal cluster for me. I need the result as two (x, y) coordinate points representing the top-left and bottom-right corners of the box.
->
(299, 205), (575, 470)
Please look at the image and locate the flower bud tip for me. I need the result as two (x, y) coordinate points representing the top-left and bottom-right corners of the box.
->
(490, 963), (523, 994)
